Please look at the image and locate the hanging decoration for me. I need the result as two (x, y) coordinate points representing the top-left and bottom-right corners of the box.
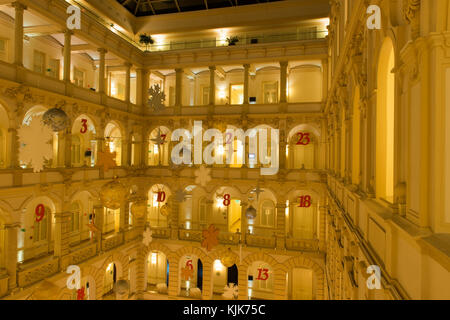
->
(142, 227), (153, 246)
(86, 221), (100, 240)
(223, 283), (239, 299)
(256, 268), (269, 281)
(181, 266), (194, 281)
(18, 117), (53, 173)
(223, 194), (231, 207)
(201, 224), (219, 251)
(99, 178), (127, 210)
(159, 203), (170, 217)
(42, 107), (70, 132)
(96, 144), (117, 172)
(35, 204), (45, 222)
(250, 185), (264, 201)
(130, 200), (147, 218)
(157, 191), (166, 202)
(194, 165), (212, 187)
(148, 84), (166, 113)
(220, 248), (237, 268)
(245, 205), (257, 220)
(150, 128), (167, 145)
(174, 189), (187, 203)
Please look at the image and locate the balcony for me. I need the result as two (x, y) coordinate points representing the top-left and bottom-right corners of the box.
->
(285, 238), (319, 252)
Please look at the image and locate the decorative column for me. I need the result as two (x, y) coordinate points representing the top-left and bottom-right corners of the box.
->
(275, 203), (286, 249)
(279, 61), (288, 103)
(54, 211), (71, 269)
(8, 127), (19, 168)
(169, 196), (179, 240)
(97, 48), (107, 93)
(4, 223), (19, 290)
(12, 2), (26, 66)
(125, 62), (132, 103)
(63, 29), (73, 82)
(63, 128), (72, 168)
(318, 206), (327, 251)
(175, 68), (183, 107)
(322, 58), (328, 101)
(208, 66), (216, 105)
(140, 127), (148, 167)
(142, 69), (150, 111)
(243, 64), (250, 104)
(93, 205), (104, 252)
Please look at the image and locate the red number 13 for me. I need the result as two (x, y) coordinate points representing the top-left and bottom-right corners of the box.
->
(256, 268), (269, 280)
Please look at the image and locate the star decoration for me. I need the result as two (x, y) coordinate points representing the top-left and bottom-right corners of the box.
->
(150, 128), (166, 145)
(97, 144), (117, 172)
(201, 224), (219, 251)
(194, 165), (212, 187)
(174, 189), (187, 202)
(223, 283), (239, 299)
(76, 287), (85, 300)
(148, 84), (166, 113)
(142, 227), (153, 246)
(250, 185), (264, 201)
(181, 266), (194, 281)
(17, 116), (53, 173)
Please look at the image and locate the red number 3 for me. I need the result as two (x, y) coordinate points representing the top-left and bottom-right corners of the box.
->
(256, 268), (269, 281)
(223, 194), (231, 206)
(80, 119), (88, 134)
(296, 132), (310, 145)
(35, 204), (45, 222)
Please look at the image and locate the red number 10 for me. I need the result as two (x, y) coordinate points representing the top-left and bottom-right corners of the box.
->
(157, 191), (166, 202)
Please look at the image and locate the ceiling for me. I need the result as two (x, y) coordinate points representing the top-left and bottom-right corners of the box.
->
(116, 0), (283, 17)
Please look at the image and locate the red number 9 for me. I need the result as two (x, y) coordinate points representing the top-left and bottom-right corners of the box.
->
(35, 204), (45, 222)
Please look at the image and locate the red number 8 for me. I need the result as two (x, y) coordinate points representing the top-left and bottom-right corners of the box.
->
(35, 204), (45, 222)
(223, 194), (231, 206)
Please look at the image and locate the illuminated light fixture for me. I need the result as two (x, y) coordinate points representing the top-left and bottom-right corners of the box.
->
(151, 252), (157, 264)
(249, 153), (255, 160)
(214, 259), (224, 272)
(218, 90), (227, 99)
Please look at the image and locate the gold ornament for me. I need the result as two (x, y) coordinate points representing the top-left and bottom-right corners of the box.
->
(160, 203), (170, 216)
(100, 179), (127, 210)
(131, 200), (147, 218)
(220, 248), (237, 268)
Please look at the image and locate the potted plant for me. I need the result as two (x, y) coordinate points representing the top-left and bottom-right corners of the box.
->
(139, 33), (154, 51)
(226, 36), (239, 46)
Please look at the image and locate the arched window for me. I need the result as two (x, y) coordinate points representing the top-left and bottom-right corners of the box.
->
(33, 206), (51, 243)
(290, 196), (316, 240)
(104, 207), (120, 234)
(72, 116), (97, 167)
(147, 186), (169, 228)
(288, 132), (316, 169)
(71, 135), (82, 166)
(259, 200), (275, 227)
(376, 38), (395, 202)
(105, 123), (122, 166)
(69, 202), (81, 232)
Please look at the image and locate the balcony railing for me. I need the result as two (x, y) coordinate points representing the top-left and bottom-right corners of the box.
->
(285, 238), (319, 251)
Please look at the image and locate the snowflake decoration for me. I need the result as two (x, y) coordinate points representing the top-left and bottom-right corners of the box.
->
(150, 128), (166, 145)
(181, 266), (194, 281)
(148, 84), (166, 113)
(97, 144), (117, 172)
(17, 118), (53, 173)
(223, 283), (239, 299)
(142, 227), (153, 246)
(201, 224), (219, 251)
(250, 185), (264, 201)
(195, 165), (212, 187)
(174, 189), (187, 203)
